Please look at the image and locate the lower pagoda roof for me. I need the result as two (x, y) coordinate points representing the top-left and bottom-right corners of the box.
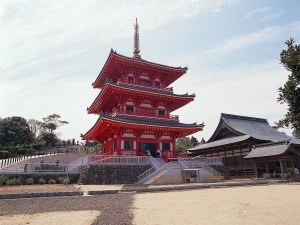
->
(82, 112), (204, 141)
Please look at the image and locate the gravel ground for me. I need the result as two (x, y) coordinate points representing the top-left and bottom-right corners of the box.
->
(0, 194), (135, 225)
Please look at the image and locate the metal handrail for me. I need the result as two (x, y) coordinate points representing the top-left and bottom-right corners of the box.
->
(137, 157), (160, 183)
(138, 161), (180, 184)
(178, 157), (188, 168)
(188, 159), (221, 176)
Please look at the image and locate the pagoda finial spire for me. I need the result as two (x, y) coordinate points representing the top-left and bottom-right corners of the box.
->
(133, 18), (141, 59)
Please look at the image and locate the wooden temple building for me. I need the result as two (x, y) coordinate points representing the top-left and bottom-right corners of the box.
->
(82, 19), (203, 161)
(188, 113), (300, 177)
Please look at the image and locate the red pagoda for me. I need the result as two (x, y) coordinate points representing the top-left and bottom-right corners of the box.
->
(82, 19), (204, 161)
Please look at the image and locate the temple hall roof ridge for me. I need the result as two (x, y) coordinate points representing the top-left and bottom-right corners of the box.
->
(221, 113), (268, 124)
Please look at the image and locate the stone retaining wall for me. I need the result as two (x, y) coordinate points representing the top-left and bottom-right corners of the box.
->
(78, 164), (151, 184)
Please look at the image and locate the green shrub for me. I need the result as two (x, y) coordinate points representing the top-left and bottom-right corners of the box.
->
(48, 179), (56, 184)
(62, 177), (69, 185)
(57, 176), (69, 185)
(38, 178), (46, 185)
(6, 178), (22, 186)
(287, 167), (295, 181)
(25, 177), (34, 185)
(15, 177), (22, 185)
(0, 175), (7, 186)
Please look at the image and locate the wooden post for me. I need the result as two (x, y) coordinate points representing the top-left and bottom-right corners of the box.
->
(279, 160), (284, 178)
(291, 158), (295, 170)
(265, 162), (269, 174)
(254, 161), (258, 179)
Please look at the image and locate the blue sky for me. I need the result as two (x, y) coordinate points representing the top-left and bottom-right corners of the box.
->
(1, 0), (299, 143)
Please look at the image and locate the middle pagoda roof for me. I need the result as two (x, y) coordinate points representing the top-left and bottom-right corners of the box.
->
(92, 49), (188, 89)
(87, 78), (196, 114)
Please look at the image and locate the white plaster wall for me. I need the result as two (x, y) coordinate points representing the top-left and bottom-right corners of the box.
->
(161, 168), (182, 178)
(140, 134), (155, 139)
(122, 133), (135, 137)
(161, 136), (171, 140)
(198, 168), (214, 182)
(140, 103), (151, 107)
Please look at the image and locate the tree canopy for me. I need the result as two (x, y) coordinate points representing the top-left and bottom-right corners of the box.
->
(41, 114), (68, 133)
(176, 136), (199, 152)
(276, 38), (300, 138)
(0, 117), (34, 146)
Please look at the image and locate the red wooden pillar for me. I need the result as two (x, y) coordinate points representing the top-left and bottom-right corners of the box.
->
(117, 134), (121, 155)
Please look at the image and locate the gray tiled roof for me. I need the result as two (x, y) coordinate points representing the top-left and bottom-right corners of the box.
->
(188, 113), (300, 152)
(244, 141), (291, 158)
(188, 135), (251, 151)
(221, 113), (300, 144)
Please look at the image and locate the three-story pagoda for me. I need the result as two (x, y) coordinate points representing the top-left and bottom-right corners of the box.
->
(82, 19), (204, 160)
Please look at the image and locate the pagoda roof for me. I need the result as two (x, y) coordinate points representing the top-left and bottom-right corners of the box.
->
(188, 113), (300, 153)
(93, 49), (188, 89)
(82, 112), (204, 141)
(88, 78), (196, 114)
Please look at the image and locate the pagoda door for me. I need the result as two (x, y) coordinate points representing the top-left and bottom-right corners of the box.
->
(141, 143), (156, 157)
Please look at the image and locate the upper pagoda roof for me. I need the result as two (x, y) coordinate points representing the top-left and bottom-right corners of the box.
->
(188, 113), (300, 152)
(88, 78), (196, 114)
(92, 49), (188, 89)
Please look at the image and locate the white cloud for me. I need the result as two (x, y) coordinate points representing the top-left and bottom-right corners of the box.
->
(242, 7), (272, 21)
(207, 26), (281, 57)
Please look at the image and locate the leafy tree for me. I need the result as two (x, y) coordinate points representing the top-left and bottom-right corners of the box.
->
(176, 136), (199, 152)
(38, 114), (68, 147)
(276, 38), (300, 138)
(190, 136), (199, 146)
(0, 117), (34, 146)
(27, 119), (43, 141)
(39, 132), (58, 147)
(41, 114), (68, 133)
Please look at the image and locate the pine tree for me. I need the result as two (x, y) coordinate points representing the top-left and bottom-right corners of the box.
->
(276, 38), (300, 138)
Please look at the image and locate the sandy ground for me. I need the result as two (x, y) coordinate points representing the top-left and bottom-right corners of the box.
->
(133, 183), (300, 225)
(1, 183), (299, 224)
(0, 211), (100, 225)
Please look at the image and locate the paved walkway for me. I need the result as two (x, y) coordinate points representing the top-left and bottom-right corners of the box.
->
(0, 179), (289, 199)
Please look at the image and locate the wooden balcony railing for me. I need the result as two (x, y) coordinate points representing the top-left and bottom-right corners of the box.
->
(114, 109), (179, 121)
(121, 80), (173, 93)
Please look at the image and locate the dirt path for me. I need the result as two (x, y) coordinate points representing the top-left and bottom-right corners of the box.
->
(133, 183), (300, 225)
